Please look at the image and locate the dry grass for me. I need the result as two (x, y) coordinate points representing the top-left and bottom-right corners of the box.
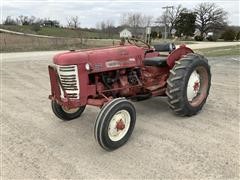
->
(195, 45), (240, 57)
(0, 33), (119, 52)
(0, 25), (119, 39)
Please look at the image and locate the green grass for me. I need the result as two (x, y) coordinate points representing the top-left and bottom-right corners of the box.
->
(195, 45), (240, 57)
(0, 25), (119, 39)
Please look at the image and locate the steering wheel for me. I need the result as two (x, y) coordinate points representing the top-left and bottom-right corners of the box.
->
(127, 38), (150, 49)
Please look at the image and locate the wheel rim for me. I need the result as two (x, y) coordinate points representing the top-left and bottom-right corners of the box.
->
(62, 107), (80, 114)
(187, 67), (209, 107)
(187, 70), (200, 101)
(108, 110), (131, 141)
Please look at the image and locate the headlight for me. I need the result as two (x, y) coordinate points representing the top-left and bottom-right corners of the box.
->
(85, 63), (91, 71)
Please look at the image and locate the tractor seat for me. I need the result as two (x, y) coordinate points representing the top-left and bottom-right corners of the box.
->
(144, 56), (168, 67)
(153, 43), (176, 52)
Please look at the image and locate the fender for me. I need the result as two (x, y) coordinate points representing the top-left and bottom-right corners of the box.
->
(167, 45), (194, 68)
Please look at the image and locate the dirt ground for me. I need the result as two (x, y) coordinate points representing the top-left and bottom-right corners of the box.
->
(1, 52), (239, 179)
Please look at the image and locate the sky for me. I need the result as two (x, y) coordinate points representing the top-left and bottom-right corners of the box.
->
(1, 0), (239, 28)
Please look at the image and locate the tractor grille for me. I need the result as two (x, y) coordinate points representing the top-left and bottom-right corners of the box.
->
(57, 65), (80, 99)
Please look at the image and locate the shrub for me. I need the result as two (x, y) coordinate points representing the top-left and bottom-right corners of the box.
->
(194, 35), (204, 41)
(222, 28), (236, 41)
(206, 36), (214, 41)
(31, 24), (41, 32)
(206, 35), (218, 41)
(150, 31), (158, 39)
(158, 32), (162, 39)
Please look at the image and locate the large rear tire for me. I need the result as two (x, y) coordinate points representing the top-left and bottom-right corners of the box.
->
(51, 100), (86, 121)
(94, 98), (136, 151)
(166, 53), (211, 116)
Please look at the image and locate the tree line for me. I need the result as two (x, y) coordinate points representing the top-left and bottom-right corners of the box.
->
(3, 15), (60, 27)
(2, 2), (239, 41)
(96, 2), (231, 39)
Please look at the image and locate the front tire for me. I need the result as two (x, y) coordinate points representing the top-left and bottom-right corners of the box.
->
(51, 100), (86, 121)
(166, 53), (211, 116)
(94, 98), (136, 151)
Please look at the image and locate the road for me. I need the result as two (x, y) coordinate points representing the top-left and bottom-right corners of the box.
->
(1, 27), (239, 48)
(2, 41), (239, 63)
(187, 41), (240, 49)
(1, 50), (239, 179)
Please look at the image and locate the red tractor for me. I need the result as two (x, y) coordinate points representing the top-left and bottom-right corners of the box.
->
(48, 38), (211, 151)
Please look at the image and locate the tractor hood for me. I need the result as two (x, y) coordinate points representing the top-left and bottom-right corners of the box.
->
(53, 45), (144, 72)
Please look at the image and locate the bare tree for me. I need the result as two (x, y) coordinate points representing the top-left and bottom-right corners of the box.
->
(168, 5), (187, 34)
(66, 18), (72, 28)
(35, 18), (44, 25)
(106, 19), (114, 29)
(142, 15), (153, 27)
(3, 16), (17, 25)
(18, 15), (24, 25)
(156, 5), (187, 36)
(127, 13), (143, 28)
(100, 21), (106, 31)
(67, 16), (80, 28)
(18, 15), (31, 25)
(105, 19), (114, 37)
(120, 12), (152, 28)
(120, 13), (128, 26)
(96, 20), (114, 37)
(71, 16), (80, 28)
(194, 2), (227, 36)
(95, 22), (101, 30)
(29, 16), (36, 25)
(120, 12), (149, 36)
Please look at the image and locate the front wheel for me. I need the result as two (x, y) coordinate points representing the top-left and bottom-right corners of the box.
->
(94, 98), (136, 151)
(51, 100), (86, 121)
(166, 53), (211, 116)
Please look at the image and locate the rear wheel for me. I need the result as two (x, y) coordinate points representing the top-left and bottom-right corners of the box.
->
(94, 98), (136, 151)
(51, 100), (86, 121)
(166, 53), (211, 116)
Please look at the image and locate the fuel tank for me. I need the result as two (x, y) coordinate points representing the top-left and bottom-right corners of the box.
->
(53, 45), (145, 73)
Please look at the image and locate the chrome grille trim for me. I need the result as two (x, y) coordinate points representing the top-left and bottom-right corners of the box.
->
(57, 65), (79, 99)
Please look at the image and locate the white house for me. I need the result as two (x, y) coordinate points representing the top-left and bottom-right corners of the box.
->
(207, 32), (214, 37)
(119, 29), (132, 38)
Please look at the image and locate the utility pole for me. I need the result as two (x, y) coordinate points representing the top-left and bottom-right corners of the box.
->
(162, 6), (174, 40)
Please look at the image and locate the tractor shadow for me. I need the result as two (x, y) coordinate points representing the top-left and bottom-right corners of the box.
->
(132, 96), (189, 123)
(133, 96), (170, 115)
(50, 96), (188, 152)
(60, 96), (179, 133)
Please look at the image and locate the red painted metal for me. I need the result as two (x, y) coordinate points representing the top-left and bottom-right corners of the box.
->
(167, 44), (194, 68)
(53, 45), (144, 72)
(145, 51), (159, 58)
(48, 43), (194, 108)
(116, 119), (125, 131)
(87, 98), (107, 107)
(193, 82), (200, 91)
(142, 66), (169, 91)
(48, 65), (61, 101)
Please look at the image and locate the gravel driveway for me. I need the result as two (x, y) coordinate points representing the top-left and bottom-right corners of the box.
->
(1, 52), (239, 179)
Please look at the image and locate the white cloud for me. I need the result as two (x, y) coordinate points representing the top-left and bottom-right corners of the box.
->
(1, 0), (239, 27)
